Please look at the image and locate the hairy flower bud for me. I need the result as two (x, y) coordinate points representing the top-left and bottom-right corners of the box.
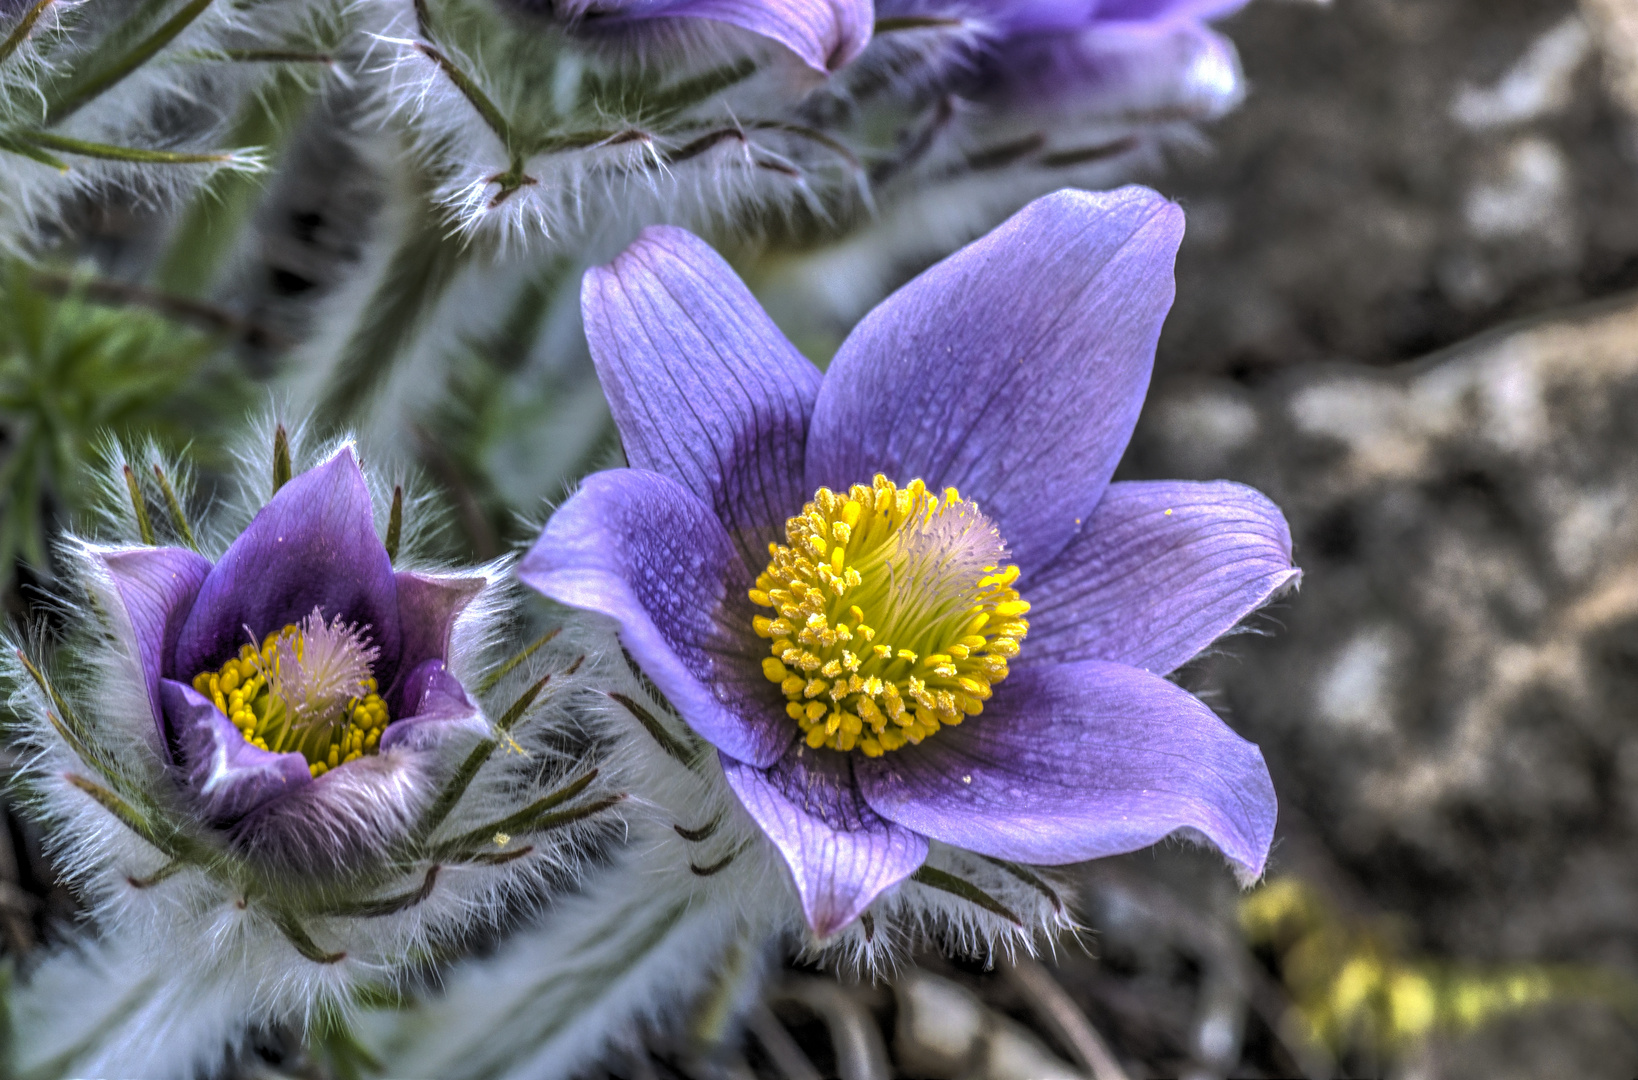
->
(3, 427), (620, 1078)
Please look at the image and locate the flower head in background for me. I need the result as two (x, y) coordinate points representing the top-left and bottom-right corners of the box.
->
(878, 0), (1250, 120)
(99, 447), (485, 871)
(522, 0), (873, 73)
(521, 185), (1297, 937)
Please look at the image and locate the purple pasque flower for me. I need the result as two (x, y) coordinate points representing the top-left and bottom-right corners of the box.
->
(536, 0), (873, 73)
(882, 0), (1250, 120)
(93, 448), (487, 872)
(520, 185), (1297, 937)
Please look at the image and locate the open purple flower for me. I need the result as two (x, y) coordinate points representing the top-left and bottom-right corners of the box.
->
(531, 0), (872, 73)
(93, 448), (487, 871)
(520, 186), (1296, 936)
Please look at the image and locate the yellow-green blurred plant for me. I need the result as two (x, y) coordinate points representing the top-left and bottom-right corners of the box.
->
(0, 261), (247, 592)
(1241, 877), (1638, 1062)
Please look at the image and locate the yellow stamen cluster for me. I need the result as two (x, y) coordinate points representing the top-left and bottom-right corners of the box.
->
(752, 476), (1029, 757)
(190, 620), (389, 778)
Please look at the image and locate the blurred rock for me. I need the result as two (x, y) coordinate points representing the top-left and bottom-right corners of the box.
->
(893, 970), (1085, 1080)
(1128, 293), (1638, 1076)
(1157, 0), (1638, 377)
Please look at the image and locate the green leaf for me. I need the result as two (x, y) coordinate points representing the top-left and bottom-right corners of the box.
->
(911, 866), (1024, 925)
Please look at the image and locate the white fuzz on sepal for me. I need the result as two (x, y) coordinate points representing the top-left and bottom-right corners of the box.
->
(358, 0), (860, 248)
(358, 614), (1075, 1077)
(0, 0), (336, 251)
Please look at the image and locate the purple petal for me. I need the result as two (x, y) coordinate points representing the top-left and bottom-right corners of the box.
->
(1095, 0), (1251, 26)
(722, 750), (927, 936)
(564, 0), (870, 71)
(160, 679), (311, 823)
(1022, 481), (1299, 675)
(806, 187), (1183, 572)
(873, 0), (1096, 36)
(519, 469), (793, 768)
(995, 0), (1099, 33)
(994, 21), (1243, 119)
(380, 659), (488, 752)
(172, 449), (401, 689)
(582, 226), (821, 562)
(389, 570), (485, 712)
(94, 547), (211, 745)
(856, 660), (1275, 877)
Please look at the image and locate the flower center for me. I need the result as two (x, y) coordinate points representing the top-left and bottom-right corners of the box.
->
(190, 608), (390, 777)
(751, 476), (1029, 757)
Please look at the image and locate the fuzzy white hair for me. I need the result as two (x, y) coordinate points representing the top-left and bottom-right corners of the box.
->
(357, 606), (1075, 1080)
(0, 0), (352, 252)
(5, 421), (621, 1079)
(354, 0), (861, 249)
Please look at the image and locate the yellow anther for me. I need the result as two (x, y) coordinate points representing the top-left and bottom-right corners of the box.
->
(754, 475), (1027, 754)
(192, 616), (392, 775)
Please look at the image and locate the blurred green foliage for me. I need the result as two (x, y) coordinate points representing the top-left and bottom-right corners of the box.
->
(0, 260), (250, 595)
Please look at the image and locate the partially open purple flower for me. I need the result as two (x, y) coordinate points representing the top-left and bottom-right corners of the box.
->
(525, 0), (872, 73)
(881, 0), (1250, 119)
(521, 186), (1296, 937)
(94, 448), (487, 871)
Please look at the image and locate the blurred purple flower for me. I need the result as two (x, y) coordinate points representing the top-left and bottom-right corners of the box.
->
(883, 0), (1251, 119)
(529, 0), (873, 73)
(95, 449), (487, 871)
(520, 186), (1296, 936)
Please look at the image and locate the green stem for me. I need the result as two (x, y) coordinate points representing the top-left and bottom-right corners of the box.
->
(271, 423), (291, 494)
(151, 464), (197, 549)
(0, 0), (56, 68)
(122, 464), (155, 544)
(384, 485), (403, 563)
(435, 771), (598, 854)
(413, 41), (529, 196)
(47, 0), (216, 123)
(216, 49), (333, 64)
(19, 130), (243, 166)
(474, 628), (560, 695)
(911, 865), (1023, 925)
(873, 15), (967, 32)
(0, 134), (67, 171)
